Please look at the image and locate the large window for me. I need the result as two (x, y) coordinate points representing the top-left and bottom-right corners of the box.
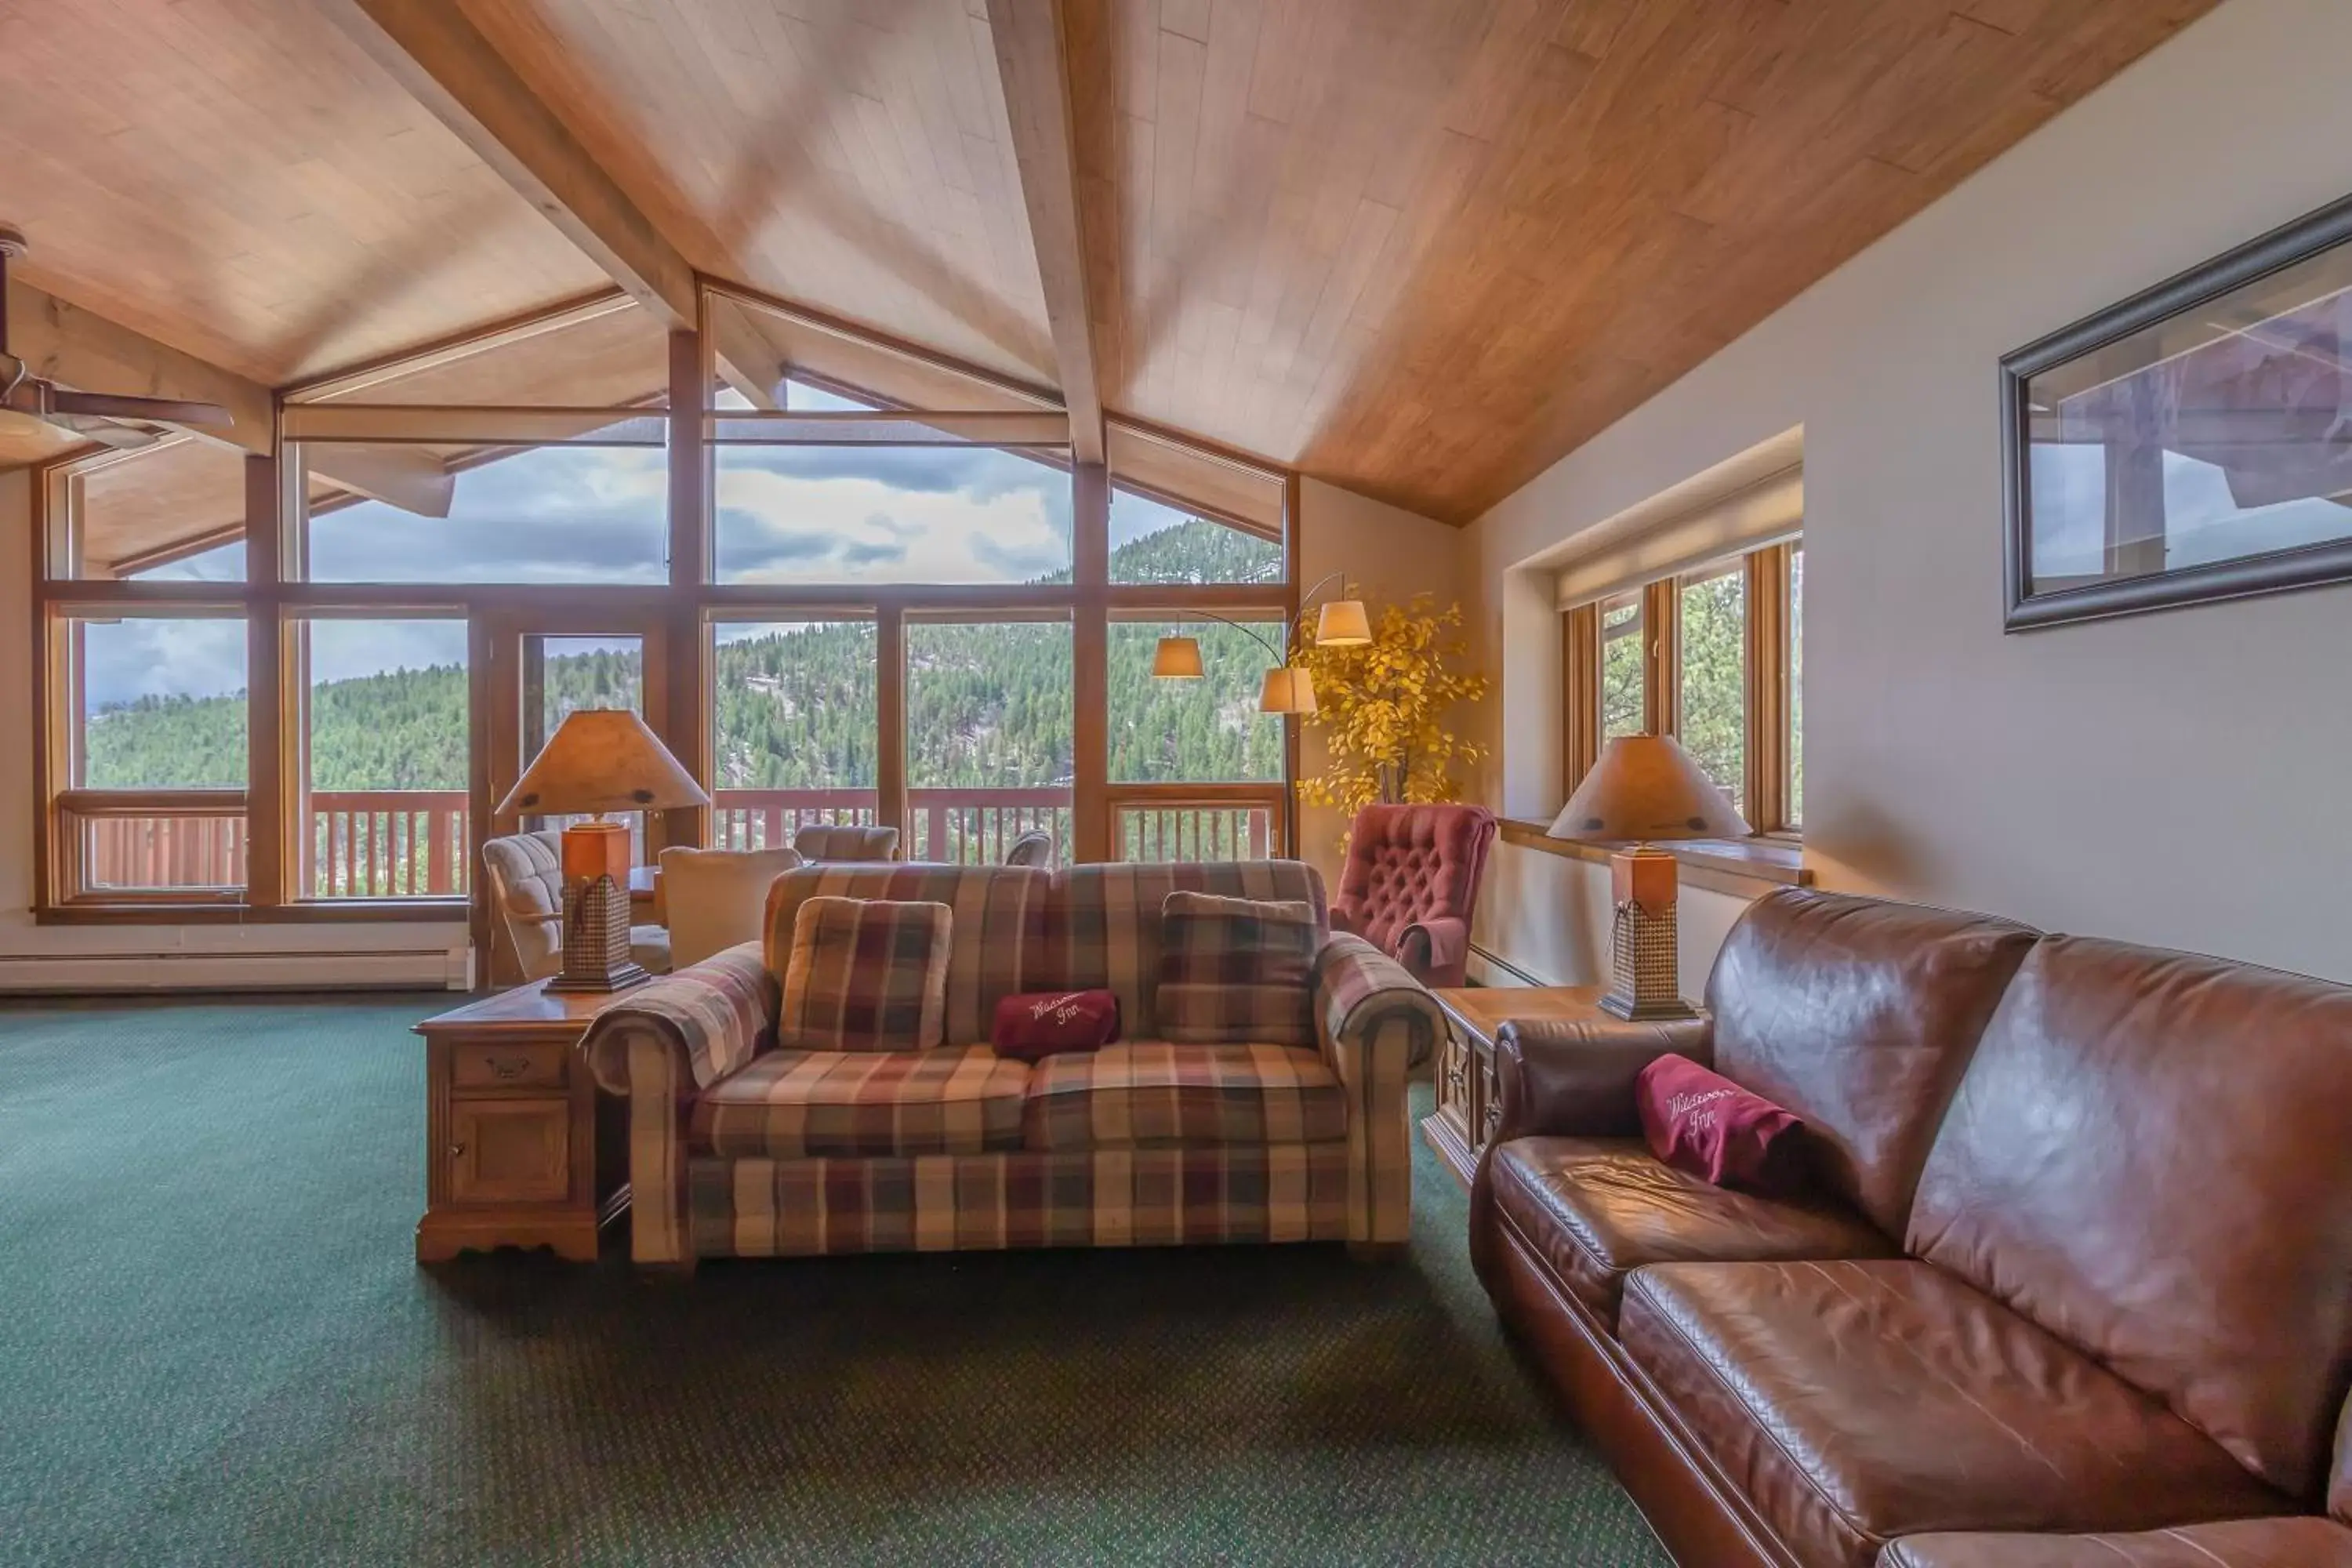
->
(32, 279), (1297, 918)
(1599, 591), (1645, 741)
(1678, 563), (1747, 817)
(299, 618), (470, 900)
(1109, 487), (1282, 586)
(906, 616), (1073, 863)
(56, 612), (249, 898)
(711, 619), (880, 849)
(1565, 538), (1802, 836)
(301, 443), (669, 585)
(714, 445), (1073, 586)
(1107, 619), (1283, 784)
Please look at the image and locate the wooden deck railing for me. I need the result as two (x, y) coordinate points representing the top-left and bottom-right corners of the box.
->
(80, 785), (1285, 894)
(310, 790), (470, 898)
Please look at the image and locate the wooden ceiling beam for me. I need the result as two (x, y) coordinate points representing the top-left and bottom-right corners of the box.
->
(5, 279), (272, 457)
(318, 0), (786, 409)
(986, 0), (1106, 465)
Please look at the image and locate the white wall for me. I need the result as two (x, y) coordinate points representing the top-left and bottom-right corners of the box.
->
(1294, 477), (1468, 888)
(0, 469), (467, 989)
(1470, 0), (2352, 985)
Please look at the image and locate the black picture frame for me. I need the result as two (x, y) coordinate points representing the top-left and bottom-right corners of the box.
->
(2002, 191), (2352, 631)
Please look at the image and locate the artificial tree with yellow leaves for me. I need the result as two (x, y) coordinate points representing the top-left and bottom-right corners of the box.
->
(1292, 590), (1488, 827)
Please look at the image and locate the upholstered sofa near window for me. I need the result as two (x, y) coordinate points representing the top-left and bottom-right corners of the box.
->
(581, 860), (1441, 1268)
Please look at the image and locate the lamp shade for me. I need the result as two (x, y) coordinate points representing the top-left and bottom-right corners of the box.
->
(1548, 735), (1748, 841)
(1151, 634), (1205, 679)
(496, 708), (711, 818)
(1314, 598), (1371, 647)
(1258, 666), (1317, 715)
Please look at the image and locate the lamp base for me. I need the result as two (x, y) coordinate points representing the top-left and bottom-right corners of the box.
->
(1600, 845), (1695, 1021)
(554, 821), (646, 993)
(547, 964), (652, 996)
(1598, 990), (1700, 1022)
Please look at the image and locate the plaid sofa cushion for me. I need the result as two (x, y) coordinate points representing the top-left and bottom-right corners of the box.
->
(693, 1047), (1029, 1159)
(1155, 891), (1317, 1045)
(779, 895), (953, 1051)
(1022, 1042), (1348, 1151)
(688, 1144), (1352, 1255)
(769, 866), (1046, 1045)
(1041, 862), (1327, 1039)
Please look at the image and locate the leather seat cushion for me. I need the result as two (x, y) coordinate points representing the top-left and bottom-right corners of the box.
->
(1879, 1516), (2352, 1568)
(692, 1047), (1029, 1159)
(1620, 1260), (2288, 1568)
(1487, 1137), (1898, 1327)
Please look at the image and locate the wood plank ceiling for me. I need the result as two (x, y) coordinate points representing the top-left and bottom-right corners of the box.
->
(0, 0), (2216, 523)
(0, 0), (606, 385)
(1063, 0), (2216, 521)
(451, 0), (1061, 388)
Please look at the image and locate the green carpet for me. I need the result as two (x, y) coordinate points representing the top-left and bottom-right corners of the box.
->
(0, 994), (1666, 1566)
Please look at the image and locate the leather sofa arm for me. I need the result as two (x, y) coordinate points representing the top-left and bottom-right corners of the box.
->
(579, 942), (778, 1097)
(1490, 1014), (1714, 1143)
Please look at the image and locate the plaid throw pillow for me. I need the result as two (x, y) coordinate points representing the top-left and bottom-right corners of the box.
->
(779, 896), (953, 1052)
(1155, 891), (1316, 1046)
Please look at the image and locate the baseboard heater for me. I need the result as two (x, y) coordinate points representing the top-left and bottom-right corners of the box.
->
(0, 947), (471, 994)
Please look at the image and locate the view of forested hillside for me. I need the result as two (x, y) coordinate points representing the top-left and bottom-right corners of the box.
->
(85, 519), (1284, 792)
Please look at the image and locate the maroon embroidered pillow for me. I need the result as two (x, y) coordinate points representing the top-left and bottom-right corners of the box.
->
(990, 989), (1120, 1062)
(1635, 1053), (1807, 1194)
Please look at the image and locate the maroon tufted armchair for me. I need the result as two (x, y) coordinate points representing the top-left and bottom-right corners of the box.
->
(1330, 803), (1498, 989)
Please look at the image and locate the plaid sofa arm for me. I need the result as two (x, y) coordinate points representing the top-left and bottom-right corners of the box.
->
(1313, 934), (1443, 1246)
(578, 942), (778, 1265)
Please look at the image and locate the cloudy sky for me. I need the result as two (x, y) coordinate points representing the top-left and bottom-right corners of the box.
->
(93, 394), (1205, 712)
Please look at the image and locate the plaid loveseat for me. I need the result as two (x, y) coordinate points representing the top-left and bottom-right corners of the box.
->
(581, 860), (1443, 1266)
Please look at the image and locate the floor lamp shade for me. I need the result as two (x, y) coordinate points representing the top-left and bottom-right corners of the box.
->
(1313, 599), (1372, 647)
(496, 710), (710, 993)
(1151, 635), (1205, 679)
(1548, 735), (1749, 1020)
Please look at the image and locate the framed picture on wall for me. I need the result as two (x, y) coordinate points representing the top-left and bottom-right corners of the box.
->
(2002, 191), (2352, 630)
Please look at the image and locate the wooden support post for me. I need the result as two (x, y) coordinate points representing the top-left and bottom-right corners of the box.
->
(1642, 578), (1680, 738)
(876, 606), (908, 848)
(244, 452), (285, 906)
(1072, 460), (1109, 863)
(662, 326), (710, 852)
(1744, 544), (1793, 835)
(1560, 601), (1600, 800)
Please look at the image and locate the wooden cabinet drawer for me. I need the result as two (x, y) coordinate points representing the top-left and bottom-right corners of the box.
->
(452, 1038), (569, 1091)
(448, 1098), (571, 1206)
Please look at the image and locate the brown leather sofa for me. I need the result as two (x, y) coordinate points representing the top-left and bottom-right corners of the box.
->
(1469, 888), (2352, 1568)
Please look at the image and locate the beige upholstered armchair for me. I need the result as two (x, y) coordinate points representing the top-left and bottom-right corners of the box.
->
(481, 829), (671, 985)
(1003, 829), (1054, 867)
(790, 823), (898, 862)
(656, 844), (802, 968)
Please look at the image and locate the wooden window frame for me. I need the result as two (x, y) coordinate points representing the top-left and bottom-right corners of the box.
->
(1559, 535), (1801, 837)
(31, 280), (1301, 923)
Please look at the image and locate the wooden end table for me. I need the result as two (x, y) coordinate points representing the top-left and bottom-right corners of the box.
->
(414, 979), (629, 1264)
(1424, 985), (1605, 1189)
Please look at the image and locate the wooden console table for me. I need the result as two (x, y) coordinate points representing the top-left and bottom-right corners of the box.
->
(414, 980), (628, 1263)
(1425, 985), (1605, 1189)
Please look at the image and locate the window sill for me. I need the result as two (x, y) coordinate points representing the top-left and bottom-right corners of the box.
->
(36, 899), (471, 926)
(1497, 818), (1810, 898)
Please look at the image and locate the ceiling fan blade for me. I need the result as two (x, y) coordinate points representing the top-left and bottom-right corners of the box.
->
(40, 410), (158, 451)
(48, 388), (235, 429)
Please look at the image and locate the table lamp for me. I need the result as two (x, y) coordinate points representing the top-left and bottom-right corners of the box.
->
(1548, 735), (1749, 1020)
(495, 709), (710, 993)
